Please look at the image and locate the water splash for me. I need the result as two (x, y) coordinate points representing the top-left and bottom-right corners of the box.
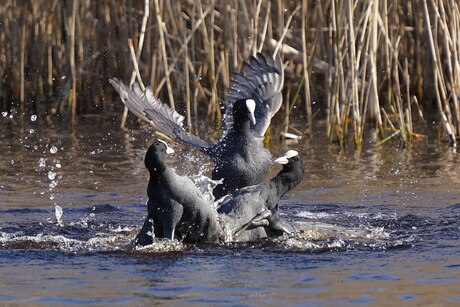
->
(55, 205), (64, 227)
(48, 171), (56, 180)
(133, 239), (185, 252)
(191, 174), (223, 204)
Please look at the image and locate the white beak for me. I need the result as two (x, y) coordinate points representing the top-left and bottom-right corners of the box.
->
(166, 146), (175, 155)
(158, 139), (175, 154)
(274, 156), (289, 165)
(246, 99), (256, 125)
(274, 150), (299, 164)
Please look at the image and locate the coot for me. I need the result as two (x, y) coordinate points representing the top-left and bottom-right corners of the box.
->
(217, 150), (304, 242)
(110, 53), (284, 199)
(134, 140), (224, 247)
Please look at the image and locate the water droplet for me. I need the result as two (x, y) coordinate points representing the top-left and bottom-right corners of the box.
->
(50, 146), (58, 154)
(10, 160), (14, 165)
(30, 114), (37, 121)
(49, 180), (58, 189)
(55, 205), (64, 227)
(39, 157), (46, 167)
(56, 163), (61, 168)
(29, 129), (35, 134)
(1, 111), (7, 117)
(48, 171), (56, 180)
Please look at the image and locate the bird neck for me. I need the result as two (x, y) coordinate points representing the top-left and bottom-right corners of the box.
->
(147, 164), (166, 199)
(233, 118), (252, 136)
(147, 162), (166, 176)
(271, 166), (304, 196)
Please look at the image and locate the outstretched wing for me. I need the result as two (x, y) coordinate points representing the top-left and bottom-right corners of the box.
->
(110, 78), (212, 152)
(223, 53), (284, 138)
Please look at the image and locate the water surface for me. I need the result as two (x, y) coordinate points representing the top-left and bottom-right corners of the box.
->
(1, 115), (459, 305)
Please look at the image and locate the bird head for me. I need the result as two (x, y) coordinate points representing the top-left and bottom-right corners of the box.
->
(145, 140), (174, 173)
(233, 98), (256, 126)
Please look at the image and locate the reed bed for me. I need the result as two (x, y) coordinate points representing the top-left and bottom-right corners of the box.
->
(1, 0), (459, 148)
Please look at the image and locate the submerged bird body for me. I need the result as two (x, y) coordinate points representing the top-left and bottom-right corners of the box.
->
(217, 151), (304, 242)
(134, 141), (223, 247)
(110, 53), (284, 199)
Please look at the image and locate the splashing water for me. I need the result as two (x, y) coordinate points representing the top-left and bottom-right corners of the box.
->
(134, 239), (185, 252)
(55, 205), (64, 227)
(191, 174), (223, 204)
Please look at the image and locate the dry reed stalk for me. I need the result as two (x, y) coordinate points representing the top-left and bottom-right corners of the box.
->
(208, 0), (221, 123)
(346, 0), (362, 147)
(231, 0), (238, 69)
(154, 0), (175, 110)
(121, 0), (150, 129)
(381, 107), (397, 131)
(422, 0), (456, 146)
(367, 0), (381, 128)
(301, 0), (312, 136)
(181, 5), (192, 129)
(154, 6), (211, 96)
(19, 6), (26, 121)
(70, 0), (78, 124)
(128, 39), (145, 90)
(252, 0), (263, 56)
(403, 58), (413, 141)
(326, 0), (337, 142)
(411, 95), (429, 131)
(273, 5), (300, 58)
(437, 0), (460, 136)
(46, 10), (54, 99)
(391, 37), (408, 144)
(257, 1), (270, 53)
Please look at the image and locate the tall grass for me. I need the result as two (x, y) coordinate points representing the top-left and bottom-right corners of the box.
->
(1, 0), (459, 148)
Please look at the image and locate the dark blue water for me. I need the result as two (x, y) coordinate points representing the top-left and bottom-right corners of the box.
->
(1, 116), (459, 305)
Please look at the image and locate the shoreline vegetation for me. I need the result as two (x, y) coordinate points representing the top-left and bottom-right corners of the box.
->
(1, 0), (459, 149)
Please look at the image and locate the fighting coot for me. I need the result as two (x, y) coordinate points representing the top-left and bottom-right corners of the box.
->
(134, 140), (224, 246)
(110, 53), (284, 199)
(217, 150), (304, 242)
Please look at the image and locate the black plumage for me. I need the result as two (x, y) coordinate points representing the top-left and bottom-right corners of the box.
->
(217, 150), (304, 242)
(134, 141), (224, 247)
(110, 53), (284, 199)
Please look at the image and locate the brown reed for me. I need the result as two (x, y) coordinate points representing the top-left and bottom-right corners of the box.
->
(0, 0), (459, 149)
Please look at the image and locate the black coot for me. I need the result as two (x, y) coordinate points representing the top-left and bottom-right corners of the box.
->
(134, 140), (224, 247)
(110, 53), (284, 199)
(217, 150), (304, 242)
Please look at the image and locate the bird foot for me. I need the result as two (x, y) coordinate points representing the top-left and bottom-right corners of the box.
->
(234, 209), (272, 238)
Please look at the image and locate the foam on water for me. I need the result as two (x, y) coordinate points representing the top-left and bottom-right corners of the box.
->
(133, 239), (185, 252)
(0, 203), (410, 254)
